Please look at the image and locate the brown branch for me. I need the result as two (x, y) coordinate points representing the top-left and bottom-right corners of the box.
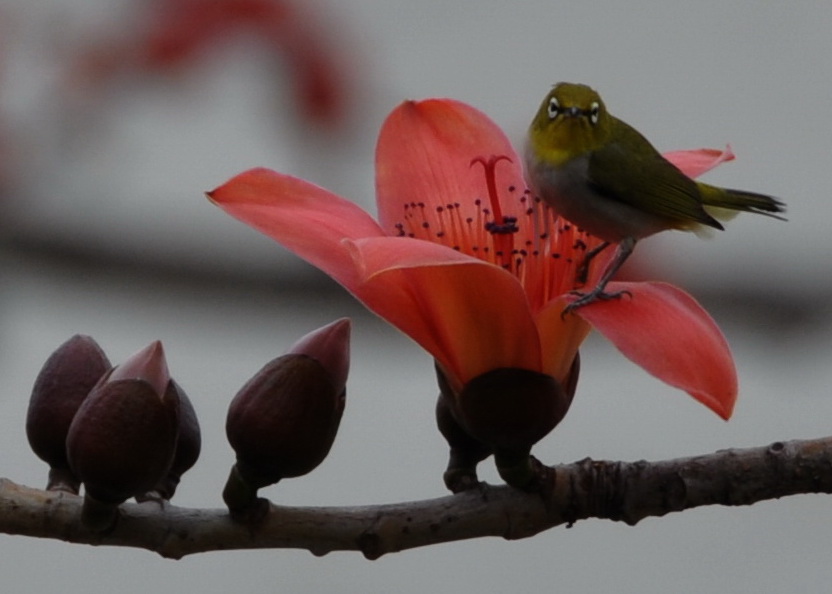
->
(2, 437), (831, 560)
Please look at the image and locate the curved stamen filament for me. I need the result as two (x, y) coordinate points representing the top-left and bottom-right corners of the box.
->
(470, 155), (513, 225)
(471, 155), (519, 270)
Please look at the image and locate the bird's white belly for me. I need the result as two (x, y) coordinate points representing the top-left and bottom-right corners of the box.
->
(525, 152), (669, 243)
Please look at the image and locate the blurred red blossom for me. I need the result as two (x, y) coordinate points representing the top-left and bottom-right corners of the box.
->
(67, 0), (354, 127)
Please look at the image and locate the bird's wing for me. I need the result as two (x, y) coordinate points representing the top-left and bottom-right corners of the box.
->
(587, 120), (722, 229)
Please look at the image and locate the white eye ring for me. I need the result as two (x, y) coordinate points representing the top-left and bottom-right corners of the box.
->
(547, 97), (560, 120)
(589, 102), (600, 125)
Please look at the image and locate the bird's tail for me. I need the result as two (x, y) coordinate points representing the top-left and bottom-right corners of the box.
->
(698, 183), (787, 222)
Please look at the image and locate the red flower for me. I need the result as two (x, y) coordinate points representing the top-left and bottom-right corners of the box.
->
(208, 98), (737, 419)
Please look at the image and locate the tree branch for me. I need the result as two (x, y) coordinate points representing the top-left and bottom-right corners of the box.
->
(3, 437), (831, 560)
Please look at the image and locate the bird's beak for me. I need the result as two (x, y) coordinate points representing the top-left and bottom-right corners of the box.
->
(564, 107), (582, 118)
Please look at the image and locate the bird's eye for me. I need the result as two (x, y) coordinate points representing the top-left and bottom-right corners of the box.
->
(589, 102), (600, 125)
(547, 97), (560, 120)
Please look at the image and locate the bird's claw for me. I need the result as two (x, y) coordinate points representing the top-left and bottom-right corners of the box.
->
(561, 288), (632, 317)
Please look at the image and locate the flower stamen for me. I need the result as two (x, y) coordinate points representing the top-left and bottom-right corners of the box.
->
(471, 155), (519, 270)
(391, 153), (608, 310)
(470, 154), (515, 229)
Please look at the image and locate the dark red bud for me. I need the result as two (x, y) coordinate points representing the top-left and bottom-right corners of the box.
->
(66, 342), (179, 507)
(150, 380), (201, 500)
(223, 320), (349, 519)
(226, 354), (345, 487)
(26, 334), (111, 492)
(435, 386), (492, 493)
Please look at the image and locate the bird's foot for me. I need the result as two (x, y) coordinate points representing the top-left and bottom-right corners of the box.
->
(575, 241), (611, 286)
(575, 260), (591, 287)
(562, 287), (632, 317)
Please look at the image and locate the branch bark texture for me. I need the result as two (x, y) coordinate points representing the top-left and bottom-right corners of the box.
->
(2, 437), (831, 560)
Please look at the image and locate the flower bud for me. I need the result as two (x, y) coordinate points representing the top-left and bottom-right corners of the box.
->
(26, 335), (111, 493)
(66, 341), (179, 530)
(224, 318), (349, 519)
(436, 353), (580, 490)
(159, 381), (200, 498)
(138, 380), (201, 502)
(435, 386), (491, 493)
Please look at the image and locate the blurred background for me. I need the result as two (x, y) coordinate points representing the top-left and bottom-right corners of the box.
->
(2, 0), (831, 592)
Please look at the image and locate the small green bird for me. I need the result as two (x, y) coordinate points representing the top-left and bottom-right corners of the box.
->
(525, 82), (785, 313)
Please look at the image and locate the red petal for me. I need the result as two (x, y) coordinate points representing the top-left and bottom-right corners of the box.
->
(209, 172), (543, 389)
(207, 168), (385, 289)
(534, 297), (592, 384)
(573, 282), (737, 419)
(348, 236), (542, 389)
(374, 99), (527, 234)
(663, 146), (735, 179)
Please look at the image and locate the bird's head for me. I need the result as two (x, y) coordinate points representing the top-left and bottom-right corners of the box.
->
(528, 82), (611, 165)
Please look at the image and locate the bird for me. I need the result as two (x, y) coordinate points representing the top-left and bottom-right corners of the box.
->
(525, 82), (786, 313)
